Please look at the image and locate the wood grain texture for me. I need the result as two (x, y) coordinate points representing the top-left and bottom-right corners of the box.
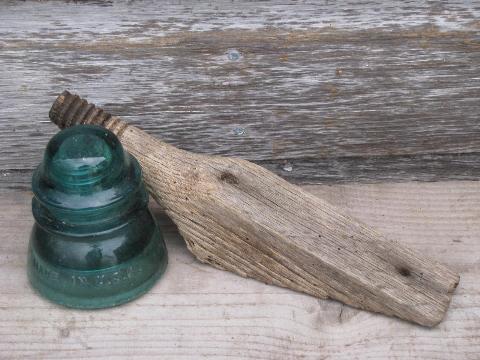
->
(48, 91), (459, 327)
(0, 182), (478, 359)
(1, 0), (480, 189)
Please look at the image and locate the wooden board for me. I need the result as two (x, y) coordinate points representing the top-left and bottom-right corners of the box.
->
(1, 0), (480, 189)
(0, 182), (479, 359)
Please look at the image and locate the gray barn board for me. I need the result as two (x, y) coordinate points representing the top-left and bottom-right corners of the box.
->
(0, 0), (479, 189)
(0, 1), (479, 359)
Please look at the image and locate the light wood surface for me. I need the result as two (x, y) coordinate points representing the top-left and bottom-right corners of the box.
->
(1, 182), (478, 359)
(1, 0), (480, 189)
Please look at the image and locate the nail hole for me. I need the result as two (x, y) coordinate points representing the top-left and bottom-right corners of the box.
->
(398, 267), (411, 277)
(227, 49), (241, 61)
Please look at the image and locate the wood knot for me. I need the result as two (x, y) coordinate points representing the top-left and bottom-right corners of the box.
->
(219, 171), (239, 185)
(59, 328), (70, 338)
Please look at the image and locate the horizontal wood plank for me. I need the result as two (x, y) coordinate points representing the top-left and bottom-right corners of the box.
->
(0, 0), (479, 188)
(0, 182), (479, 359)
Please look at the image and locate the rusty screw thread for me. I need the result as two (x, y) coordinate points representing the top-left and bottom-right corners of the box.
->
(49, 91), (129, 137)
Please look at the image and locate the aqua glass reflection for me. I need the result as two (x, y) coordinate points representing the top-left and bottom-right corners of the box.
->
(28, 125), (167, 308)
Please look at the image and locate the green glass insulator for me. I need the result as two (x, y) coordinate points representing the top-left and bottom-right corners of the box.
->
(28, 125), (168, 309)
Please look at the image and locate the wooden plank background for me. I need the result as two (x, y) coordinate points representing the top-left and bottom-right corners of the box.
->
(1, 182), (479, 359)
(0, 0), (479, 189)
(0, 1), (479, 359)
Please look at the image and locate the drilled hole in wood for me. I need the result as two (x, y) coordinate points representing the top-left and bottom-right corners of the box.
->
(219, 171), (239, 185)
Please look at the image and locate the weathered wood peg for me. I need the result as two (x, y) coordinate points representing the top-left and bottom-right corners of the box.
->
(49, 91), (459, 327)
